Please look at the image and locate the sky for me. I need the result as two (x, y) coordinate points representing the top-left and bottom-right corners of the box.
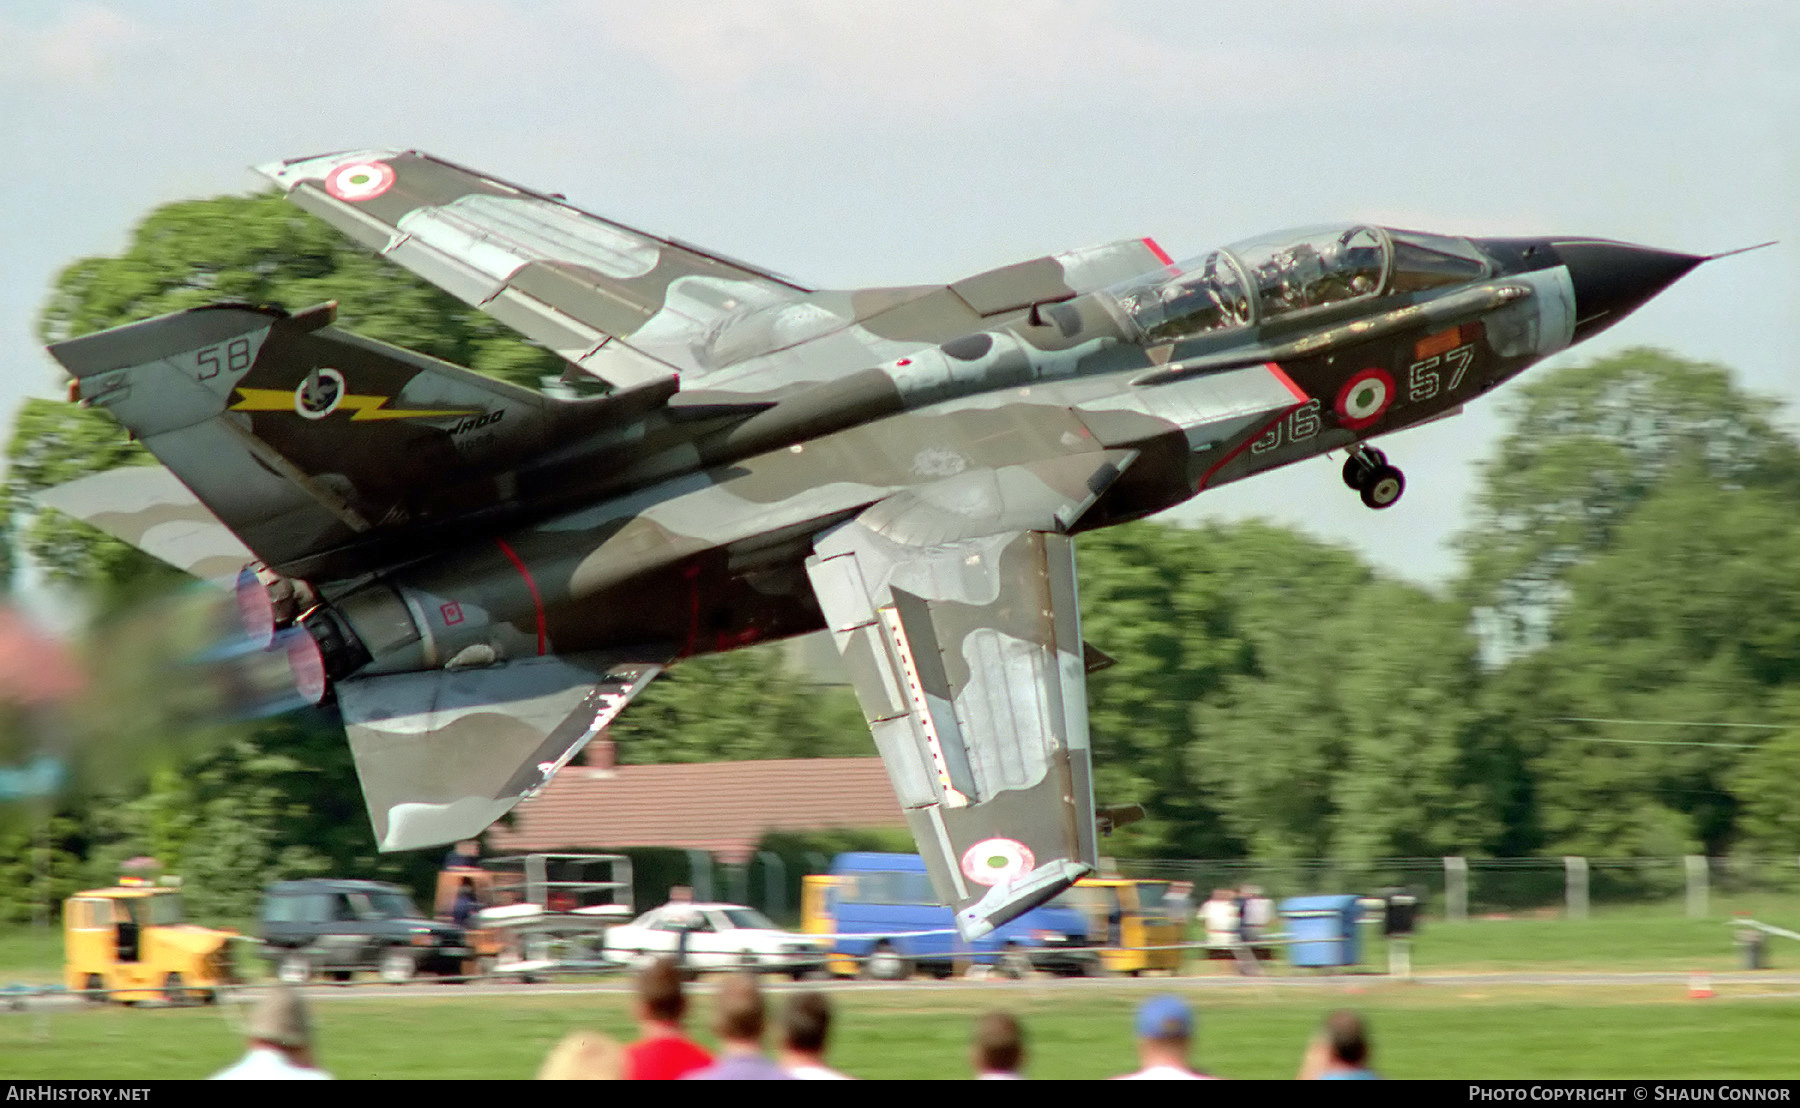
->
(2, 0), (1795, 599)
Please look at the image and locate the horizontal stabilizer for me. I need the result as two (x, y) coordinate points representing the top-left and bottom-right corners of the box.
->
(337, 652), (663, 851)
(37, 465), (252, 586)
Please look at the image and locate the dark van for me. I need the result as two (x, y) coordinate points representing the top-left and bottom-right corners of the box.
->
(259, 879), (470, 983)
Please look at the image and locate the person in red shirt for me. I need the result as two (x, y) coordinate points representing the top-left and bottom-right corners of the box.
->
(623, 957), (712, 1080)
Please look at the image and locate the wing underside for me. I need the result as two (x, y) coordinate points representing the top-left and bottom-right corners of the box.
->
(807, 517), (1101, 939)
(338, 652), (664, 851)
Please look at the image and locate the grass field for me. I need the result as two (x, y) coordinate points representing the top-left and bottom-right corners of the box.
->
(4, 981), (1799, 1080)
(5, 901), (1799, 1079)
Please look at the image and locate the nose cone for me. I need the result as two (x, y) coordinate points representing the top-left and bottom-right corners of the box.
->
(1555, 240), (1705, 345)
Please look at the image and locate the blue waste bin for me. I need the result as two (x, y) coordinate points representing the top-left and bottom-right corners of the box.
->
(1280, 895), (1363, 968)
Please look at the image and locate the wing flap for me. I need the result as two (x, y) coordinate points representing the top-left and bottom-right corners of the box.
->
(337, 653), (663, 852)
(808, 512), (1103, 939)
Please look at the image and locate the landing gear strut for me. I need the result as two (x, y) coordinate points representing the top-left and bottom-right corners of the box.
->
(1342, 446), (1405, 510)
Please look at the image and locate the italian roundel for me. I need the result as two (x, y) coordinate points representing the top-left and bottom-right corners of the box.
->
(324, 160), (397, 202)
(1334, 368), (1396, 430)
(961, 838), (1037, 888)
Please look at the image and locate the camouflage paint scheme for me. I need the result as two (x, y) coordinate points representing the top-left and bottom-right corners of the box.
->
(44, 150), (1706, 939)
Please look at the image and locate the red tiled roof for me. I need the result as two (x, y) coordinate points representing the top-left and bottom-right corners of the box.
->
(484, 757), (904, 863)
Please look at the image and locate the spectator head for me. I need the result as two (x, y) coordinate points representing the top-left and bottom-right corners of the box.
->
(1135, 994), (1192, 1044)
(537, 1030), (624, 1080)
(714, 972), (766, 1047)
(1134, 995), (1195, 1071)
(247, 985), (314, 1057)
(636, 956), (686, 1024)
(972, 1010), (1025, 1075)
(1324, 1009), (1369, 1067)
(782, 990), (832, 1056)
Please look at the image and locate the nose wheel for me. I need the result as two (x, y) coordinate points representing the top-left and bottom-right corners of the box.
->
(1342, 447), (1405, 510)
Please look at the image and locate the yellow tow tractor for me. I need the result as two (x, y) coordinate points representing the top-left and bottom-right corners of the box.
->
(1054, 877), (1185, 976)
(64, 877), (239, 1004)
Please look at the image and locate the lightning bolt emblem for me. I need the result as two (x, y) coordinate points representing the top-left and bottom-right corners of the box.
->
(230, 387), (480, 421)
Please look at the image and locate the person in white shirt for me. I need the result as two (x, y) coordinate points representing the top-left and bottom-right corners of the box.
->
(210, 985), (332, 1080)
(1200, 888), (1241, 957)
(779, 990), (852, 1080)
(1114, 995), (1216, 1080)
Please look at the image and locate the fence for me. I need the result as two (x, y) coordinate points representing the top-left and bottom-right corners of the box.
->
(506, 850), (1800, 926)
(1110, 856), (1800, 921)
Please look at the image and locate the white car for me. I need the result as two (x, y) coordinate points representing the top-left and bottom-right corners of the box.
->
(604, 903), (828, 978)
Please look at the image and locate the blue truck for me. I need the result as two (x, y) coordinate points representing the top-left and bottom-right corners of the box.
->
(801, 852), (1093, 979)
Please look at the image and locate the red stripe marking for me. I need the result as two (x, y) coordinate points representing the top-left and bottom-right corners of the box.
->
(1264, 361), (1309, 402)
(494, 538), (546, 655)
(1197, 403), (1305, 492)
(1141, 237), (1175, 267)
(681, 562), (702, 658)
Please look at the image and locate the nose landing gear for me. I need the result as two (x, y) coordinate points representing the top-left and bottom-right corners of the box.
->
(1343, 446), (1405, 510)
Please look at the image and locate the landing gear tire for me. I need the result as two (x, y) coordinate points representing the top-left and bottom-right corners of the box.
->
(378, 947), (418, 985)
(1359, 465), (1405, 510)
(999, 946), (1033, 980)
(83, 973), (106, 1005)
(1342, 447), (1388, 490)
(864, 943), (912, 981)
(276, 952), (314, 985)
(162, 972), (199, 1006)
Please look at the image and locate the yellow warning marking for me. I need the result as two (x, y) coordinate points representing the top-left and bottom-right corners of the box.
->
(230, 388), (479, 421)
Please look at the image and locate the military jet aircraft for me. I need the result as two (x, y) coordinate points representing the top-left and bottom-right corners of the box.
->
(42, 150), (1710, 939)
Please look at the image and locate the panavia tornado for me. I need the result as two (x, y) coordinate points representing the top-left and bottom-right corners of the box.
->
(43, 150), (1711, 938)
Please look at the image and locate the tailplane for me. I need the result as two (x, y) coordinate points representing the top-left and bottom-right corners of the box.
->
(50, 301), (642, 578)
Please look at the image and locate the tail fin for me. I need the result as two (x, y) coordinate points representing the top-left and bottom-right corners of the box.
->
(51, 302), (619, 577)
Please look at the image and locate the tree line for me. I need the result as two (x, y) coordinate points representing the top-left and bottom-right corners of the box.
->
(2, 193), (1797, 919)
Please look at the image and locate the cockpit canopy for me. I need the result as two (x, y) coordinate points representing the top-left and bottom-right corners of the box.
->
(1111, 224), (1490, 345)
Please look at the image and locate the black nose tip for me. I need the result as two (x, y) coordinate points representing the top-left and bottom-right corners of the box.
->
(1555, 240), (1704, 344)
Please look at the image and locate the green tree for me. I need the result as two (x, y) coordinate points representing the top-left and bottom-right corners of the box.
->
(9, 191), (564, 591)
(1503, 474), (1800, 856)
(614, 647), (869, 764)
(1732, 690), (1800, 854)
(1457, 348), (1800, 656)
(1077, 523), (1248, 857)
(1188, 525), (1495, 861)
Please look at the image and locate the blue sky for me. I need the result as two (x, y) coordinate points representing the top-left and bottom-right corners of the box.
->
(3, 0), (1794, 593)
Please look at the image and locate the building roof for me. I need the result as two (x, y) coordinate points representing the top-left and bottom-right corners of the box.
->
(484, 757), (904, 863)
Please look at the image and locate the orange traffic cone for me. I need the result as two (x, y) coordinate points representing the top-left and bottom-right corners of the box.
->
(1688, 971), (1714, 999)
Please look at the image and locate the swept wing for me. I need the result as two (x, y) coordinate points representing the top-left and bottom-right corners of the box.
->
(257, 149), (809, 394)
(255, 150), (1175, 397)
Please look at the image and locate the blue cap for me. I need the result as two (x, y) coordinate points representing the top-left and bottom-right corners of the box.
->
(1135, 995), (1193, 1039)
